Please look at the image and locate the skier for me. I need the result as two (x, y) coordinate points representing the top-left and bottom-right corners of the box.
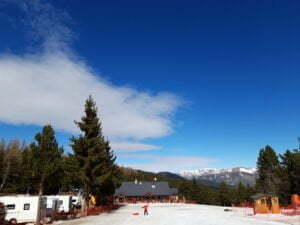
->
(142, 205), (149, 215)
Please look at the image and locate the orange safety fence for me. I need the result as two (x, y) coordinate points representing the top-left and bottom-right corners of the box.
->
(87, 204), (121, 216)
(281, 205), (300, 216)
(234, 202), (300, 216)
(232, 203), (255, 216)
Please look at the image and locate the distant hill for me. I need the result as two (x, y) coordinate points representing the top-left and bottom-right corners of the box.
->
(179, 167), (257, 186)
(157, 172), (185, 180)
(119, 166), (220, 190)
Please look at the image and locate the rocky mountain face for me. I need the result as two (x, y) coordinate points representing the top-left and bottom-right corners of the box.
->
(179, 167), (257, 186)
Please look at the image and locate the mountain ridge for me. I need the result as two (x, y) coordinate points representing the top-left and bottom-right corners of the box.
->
(179, 167), (257, 186)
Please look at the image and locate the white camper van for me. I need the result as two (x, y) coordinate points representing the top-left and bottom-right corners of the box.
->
(71, 194), (83, 209)
(56, 195), (72, 213)
(45, 195), (73, 213)
(0, 195), (47, 224)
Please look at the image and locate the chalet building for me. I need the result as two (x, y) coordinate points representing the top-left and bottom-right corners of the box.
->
(251, 193), (280, 214)
(115, 181), (178, 203)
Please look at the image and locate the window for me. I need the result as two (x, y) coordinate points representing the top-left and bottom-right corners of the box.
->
(6, 204), (15, 210)
(24, 204), (30, 210)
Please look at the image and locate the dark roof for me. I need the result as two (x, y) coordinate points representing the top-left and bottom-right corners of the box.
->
(115, 182), (178, 197)
(251, 193), (274, 200)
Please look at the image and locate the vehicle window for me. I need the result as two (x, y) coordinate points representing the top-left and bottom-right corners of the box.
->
(6, 204), (15, 210)
(24, 203), (30, 210)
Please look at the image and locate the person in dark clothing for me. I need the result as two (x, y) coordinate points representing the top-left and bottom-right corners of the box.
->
(142, 205), (149, 215)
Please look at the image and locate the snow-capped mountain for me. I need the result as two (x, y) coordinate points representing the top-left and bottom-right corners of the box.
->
(179, 167), (257, 186)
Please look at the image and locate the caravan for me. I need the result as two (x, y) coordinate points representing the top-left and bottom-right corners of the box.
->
(0, 202), (5, 224)
(56, 195), (72, 213)
(45, 195), (73, 213)
(0, 195), (47, 224)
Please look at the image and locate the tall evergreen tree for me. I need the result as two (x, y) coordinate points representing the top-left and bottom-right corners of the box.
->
(279, 149), (300, 203)
(60, 154), (82, 192)
(0, 140), (5, 188)
(218, 182), (232, 206)
(233, 182), (247, 205)
(20, 146), (37, 194)
(95, 141), (120, 204)
(70, 96), (118, 207)
(29, 125), (63, 195)
(256, 145), (280, 195)
(0, 140), (24, 193)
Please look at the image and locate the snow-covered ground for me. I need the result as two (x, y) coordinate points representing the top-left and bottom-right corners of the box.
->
(53, 203), (300, 225)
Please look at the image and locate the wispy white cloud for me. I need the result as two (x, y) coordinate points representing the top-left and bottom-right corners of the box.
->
(111, 142), (160, 152)
(0, 0), (183, 153)
(122, 154), (218, 172)
(3, 0), (74, 52)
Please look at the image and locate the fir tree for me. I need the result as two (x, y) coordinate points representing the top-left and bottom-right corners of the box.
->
(95, 141), (120, 204)
(28, 126), (63, 225)
(29, 125), (63, 195)
(279, 149), (300, 203)
(0, 140), (24, 193)
(60, 154), (82, 192)
(256, 145), (280, 195)
(233, 182), (247, 205)
(70, 96), (118, 207)
(218, 182), (232, 206)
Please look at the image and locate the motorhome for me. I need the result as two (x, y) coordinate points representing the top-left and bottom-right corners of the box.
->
(0, 195), (47, 224)
(45, 195), (73, 213)
(71, 194), (83, 209)
(56, 195), (73, 213)
(0, 202), (5, 224)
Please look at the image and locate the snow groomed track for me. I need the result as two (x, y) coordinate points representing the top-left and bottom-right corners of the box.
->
(54, 203), (299, 225)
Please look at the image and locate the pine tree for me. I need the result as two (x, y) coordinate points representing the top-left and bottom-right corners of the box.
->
(233, 182), (247, 205)
(30, 125), (63, 195)
(279, 149), (300, 204)
(256, 145), (280, 195)
(0, 140), (5, 188)
(60, 154), (82, 192)
(218, 182), (232, 206)
(95, 141), (120, 204)
(0, 140), (24, 193)
(70, 96), (118, 207)
(21, 146), (36, 194)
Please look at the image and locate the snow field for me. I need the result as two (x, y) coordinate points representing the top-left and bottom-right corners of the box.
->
(54, 203), (299, 225)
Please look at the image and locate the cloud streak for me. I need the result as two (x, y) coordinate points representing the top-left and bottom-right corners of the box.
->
(0, 0), (182, 153)
(122, 154), (218, 172)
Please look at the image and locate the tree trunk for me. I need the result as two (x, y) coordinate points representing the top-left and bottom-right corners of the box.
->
(0, 160), (11, 192)
(82, 182), (89, 216)
(36, 177), (44, 225)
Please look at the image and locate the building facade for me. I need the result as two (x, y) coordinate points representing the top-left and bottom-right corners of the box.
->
(115, 181), (178, 203)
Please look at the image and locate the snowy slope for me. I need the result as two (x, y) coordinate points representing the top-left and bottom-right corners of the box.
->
(179, 167), (257, 186)
(54, 203), (292, 225)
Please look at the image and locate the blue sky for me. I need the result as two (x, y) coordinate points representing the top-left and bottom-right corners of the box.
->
(0, 0), (299, 172)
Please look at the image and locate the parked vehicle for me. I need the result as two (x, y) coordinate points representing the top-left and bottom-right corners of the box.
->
(56, 195), (73, 213)
(45, 195), (73, 213)
(0, 202), (6, 224)
(0, 195), (47, 224)
(71, 194), (83, 209)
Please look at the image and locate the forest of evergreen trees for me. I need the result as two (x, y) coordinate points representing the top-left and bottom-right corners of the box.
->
(0, 96), (119, 207)
(0, 96), (299, 207)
